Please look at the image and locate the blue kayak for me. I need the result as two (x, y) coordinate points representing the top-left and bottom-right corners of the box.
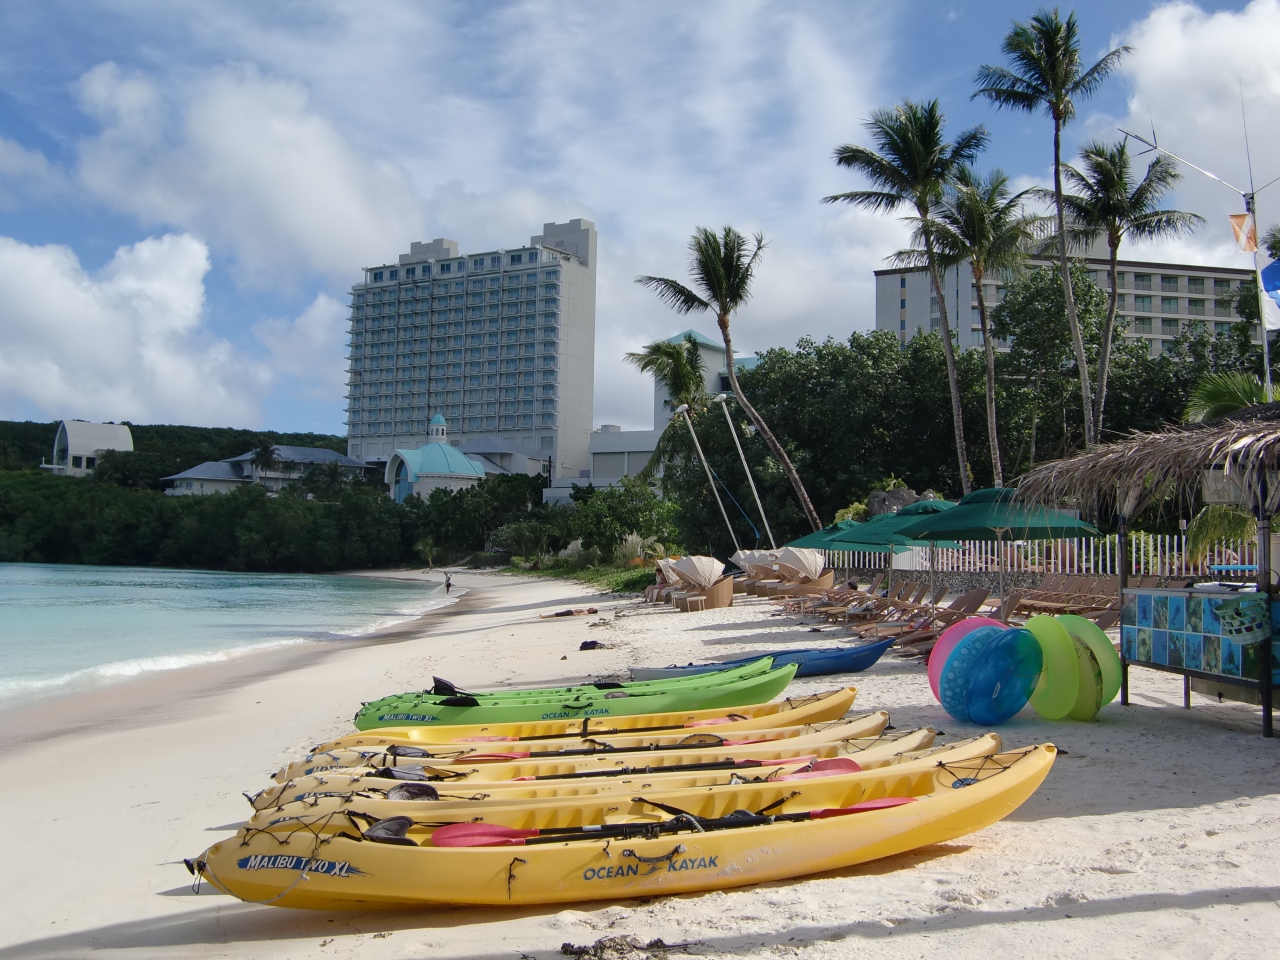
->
(628, 637), (895, 681)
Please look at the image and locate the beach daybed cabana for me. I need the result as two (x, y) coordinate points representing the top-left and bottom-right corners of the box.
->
(1019, 405), (1280, 737)
(668, 556), (734, 612)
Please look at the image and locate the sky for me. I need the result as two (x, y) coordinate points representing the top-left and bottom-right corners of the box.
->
(0, 0), (1277, 434)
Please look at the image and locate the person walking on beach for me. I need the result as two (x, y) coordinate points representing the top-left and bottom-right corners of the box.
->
(445, 572), (452, 594)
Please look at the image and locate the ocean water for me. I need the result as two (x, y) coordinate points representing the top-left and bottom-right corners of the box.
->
(0, 563), (452, 703)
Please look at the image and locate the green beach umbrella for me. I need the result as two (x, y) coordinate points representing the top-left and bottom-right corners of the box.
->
(786, 518), (861, 549)
(896, 488), (1099, 598)
(826, 500), (958, 593)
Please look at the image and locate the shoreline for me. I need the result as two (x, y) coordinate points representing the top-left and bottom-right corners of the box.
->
(0, 569), (470, 747)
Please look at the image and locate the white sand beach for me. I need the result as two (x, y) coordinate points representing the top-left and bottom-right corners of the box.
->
(1, 569), (1278, 959)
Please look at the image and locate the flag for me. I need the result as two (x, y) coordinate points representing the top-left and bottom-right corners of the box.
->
(1260, 258), (1280, 332)
(1231, 213), (1258, 252)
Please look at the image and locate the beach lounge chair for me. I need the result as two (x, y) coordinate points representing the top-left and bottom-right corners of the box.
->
(672, 573), (735, 612)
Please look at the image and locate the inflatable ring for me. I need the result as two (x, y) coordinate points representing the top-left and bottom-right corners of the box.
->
(928, 616), (1005, 700)
(1024, 615), (1080, 720)
(1057, 614), (1122, 706)
(1068, 637), (1104, 721)
(938, 626), (1041, 724)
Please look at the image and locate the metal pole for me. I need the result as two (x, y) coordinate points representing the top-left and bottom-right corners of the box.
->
(1117, 514), (1130, 706)
(1246, 193), (1273, 402)
(676, 405), (739, 553)
(1256, 474), (1273, 737)
(713, 394), (775, 548)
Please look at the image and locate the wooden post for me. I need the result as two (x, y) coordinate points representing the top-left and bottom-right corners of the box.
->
(1257, 476), (1273, 738)
(1118, 514), (1130, 707)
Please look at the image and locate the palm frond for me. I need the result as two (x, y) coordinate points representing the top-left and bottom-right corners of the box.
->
(634, 276), (709, 315)
(1186, 504), (1256, 563)
(1183, 371), (1266, 423)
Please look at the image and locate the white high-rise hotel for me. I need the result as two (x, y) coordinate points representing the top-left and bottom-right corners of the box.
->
(344, 220), (597, 479)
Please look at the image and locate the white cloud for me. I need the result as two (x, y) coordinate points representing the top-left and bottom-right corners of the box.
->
(253, 293), (349, 400)
(0, 136), (65, 208)
(0, 232), (266, 425)
(75, 62), (426, 286)
(1114, 1), (1280, 266)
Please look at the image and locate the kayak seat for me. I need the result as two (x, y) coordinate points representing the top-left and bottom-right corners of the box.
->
(436, 696), (481, 707)
(371, 764), (429, 781)
(363, 816), (419, 846)
(385, 783), (440, 802)
(387, 744), (434, 758)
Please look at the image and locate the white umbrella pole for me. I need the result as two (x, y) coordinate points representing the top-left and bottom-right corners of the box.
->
(678, 406), (740, 552)
(715, 395), (775, 548)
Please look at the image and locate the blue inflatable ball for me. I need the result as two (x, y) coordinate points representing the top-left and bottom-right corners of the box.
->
(937, 625), (1002, 722)
(939, 627), (1044, 725)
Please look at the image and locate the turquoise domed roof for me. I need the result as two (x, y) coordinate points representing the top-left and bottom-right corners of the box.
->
(395, 441), (486, 480)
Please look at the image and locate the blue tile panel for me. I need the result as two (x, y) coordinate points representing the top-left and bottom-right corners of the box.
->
(1120, 589), (1278, 683)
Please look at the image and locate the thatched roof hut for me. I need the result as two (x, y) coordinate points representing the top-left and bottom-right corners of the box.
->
(1018, 404), (1280, 520)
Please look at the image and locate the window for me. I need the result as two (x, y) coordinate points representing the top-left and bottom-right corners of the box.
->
(85, 456), (96, 469)
(1162, 297), (1179, 314)
(1188, 299), (1205, 316)
(389, 269), (398, 280)
(1134, 295), (1152, 312)
(899, 275), (907, 288)
(1214, 299), (1232, 318)
(1160, 275), (1179, 292)
(71, 455), (83, 468)
(372, 271), (384, 281)
(440, 263), (451, 274)
(1216, 322), (1235, 336)
(405, 266), (416, 278)
(421, 264), (430, 276)
(1162, 318), (1179, 336)
(510, 253), (523, 265)
(1132, 317), (1152, 334)
(1116, 272), (1127, 288)
(1116, 293), (1126, 309)
(1188, 277), (1205, 294)
(900, 298), (906, 310)
(1134, 273), (1152, 291)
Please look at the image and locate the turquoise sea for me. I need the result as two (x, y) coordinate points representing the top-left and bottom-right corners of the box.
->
(0, 563), (451, 703)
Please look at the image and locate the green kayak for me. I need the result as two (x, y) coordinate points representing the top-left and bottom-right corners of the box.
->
(407, 656), (776, 703)
(353, 662), (799, 730)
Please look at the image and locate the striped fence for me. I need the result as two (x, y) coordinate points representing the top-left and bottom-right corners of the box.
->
(822, 535), (1256, 581)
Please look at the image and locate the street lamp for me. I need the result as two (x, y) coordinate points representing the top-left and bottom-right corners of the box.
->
(713, 393), (775, 548)
(674, 403), (740, 552)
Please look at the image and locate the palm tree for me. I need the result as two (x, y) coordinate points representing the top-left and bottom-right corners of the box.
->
(1060, 141), (1204, 437)
(1182, 371), (1265, 423)
(636, 227), (822, 530)
(623, 333), (708, 483)
(822, 99), (987, 495)
(896, 168), (1043, 486)
(249, 441), (279, 488)
(974, 9), (1130, 446)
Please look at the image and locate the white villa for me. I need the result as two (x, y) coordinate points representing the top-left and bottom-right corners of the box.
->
(42, 420), (134, 477)
(163, 445), (367, 496)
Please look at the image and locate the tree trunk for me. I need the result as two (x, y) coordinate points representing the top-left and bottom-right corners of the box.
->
(924, 243), (973, 496)
(717, 312), (822, 532)
(974, 266), (1002, 486)
(1054, 118), (1095, 446)
(1093, 236), (1120, 438)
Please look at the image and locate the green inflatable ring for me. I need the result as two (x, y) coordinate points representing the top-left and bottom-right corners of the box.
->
(1025, 615), (1080, 720)
(1068, 636), (1104, 721)
(1056, 614), (1122, 706)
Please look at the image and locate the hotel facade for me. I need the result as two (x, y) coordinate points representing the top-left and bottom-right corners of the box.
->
(876, 255), (1258, 355)
(344, 219), (597, 480)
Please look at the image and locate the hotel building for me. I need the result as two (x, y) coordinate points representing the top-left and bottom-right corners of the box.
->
(345, 219), (597, 479)
(876, 255), (1258, 355)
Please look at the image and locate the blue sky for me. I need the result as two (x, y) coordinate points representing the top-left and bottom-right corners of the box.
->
(0, 0), (1275, 433)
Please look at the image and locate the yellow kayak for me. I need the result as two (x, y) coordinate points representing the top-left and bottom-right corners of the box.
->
(275, 710), (890, 782)
(193, 744), (1055, 908)
(311, 687), (858, 752)
(248, 732), (996, 829)
(271, 712), (890, 786)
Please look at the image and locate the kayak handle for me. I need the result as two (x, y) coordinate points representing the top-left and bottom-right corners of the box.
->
(621, 843), (686, 866)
